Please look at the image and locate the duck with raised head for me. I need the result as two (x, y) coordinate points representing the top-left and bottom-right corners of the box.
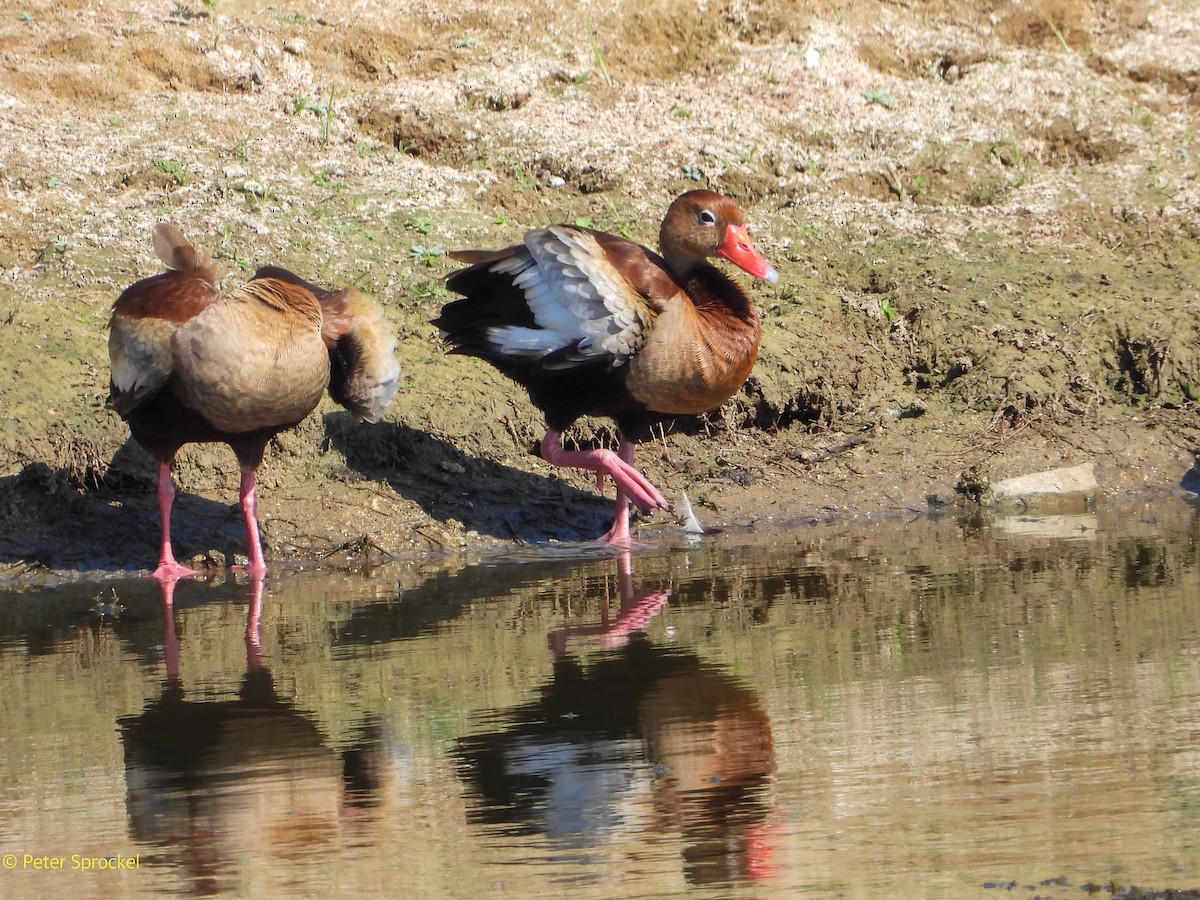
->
(108, 224), (401, 579)
(435, 190), (777, 546)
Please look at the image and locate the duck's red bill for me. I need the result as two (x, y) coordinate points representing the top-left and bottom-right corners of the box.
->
(717, 224), (779, 284)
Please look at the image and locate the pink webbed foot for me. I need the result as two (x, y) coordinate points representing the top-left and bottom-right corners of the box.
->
(151, 561), (202, 581)
(589, 452), (668, 513)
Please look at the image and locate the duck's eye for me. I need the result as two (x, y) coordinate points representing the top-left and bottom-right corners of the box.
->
(699, 209), (717, 226)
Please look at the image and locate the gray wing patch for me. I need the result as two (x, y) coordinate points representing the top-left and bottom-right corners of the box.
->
(516, 226), (653, 368)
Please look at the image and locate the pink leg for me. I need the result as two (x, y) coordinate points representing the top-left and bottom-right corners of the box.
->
(599, 440), (638, 547)
(151, 462), (201, 580)
(232, 468), (268, 578)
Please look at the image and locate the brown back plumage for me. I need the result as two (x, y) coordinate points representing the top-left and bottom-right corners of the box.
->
(108, 225), (401, 457)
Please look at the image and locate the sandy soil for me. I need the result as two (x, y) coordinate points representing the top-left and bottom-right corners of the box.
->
(1, 0), (1198, 586)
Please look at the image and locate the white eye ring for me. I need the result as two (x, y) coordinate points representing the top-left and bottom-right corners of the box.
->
(699, 209), (717, 225)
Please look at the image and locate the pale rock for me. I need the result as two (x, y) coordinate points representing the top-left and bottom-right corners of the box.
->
(982, 462), (1097, 506)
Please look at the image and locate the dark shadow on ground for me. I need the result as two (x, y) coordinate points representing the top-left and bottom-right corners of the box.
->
(321, 412), (614, 545)
(0, 413), (622, 583)
(0, 439), (265, 578)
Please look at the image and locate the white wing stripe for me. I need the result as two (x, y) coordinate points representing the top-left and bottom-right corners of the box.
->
(487, 325), (565, 354)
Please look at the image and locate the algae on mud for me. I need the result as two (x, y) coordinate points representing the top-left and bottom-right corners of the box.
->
(0, 0), (1198, 584)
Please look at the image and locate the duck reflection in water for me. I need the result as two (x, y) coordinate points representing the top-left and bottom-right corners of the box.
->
(457, 552), (780, 887)
(118, 576), (406, 891)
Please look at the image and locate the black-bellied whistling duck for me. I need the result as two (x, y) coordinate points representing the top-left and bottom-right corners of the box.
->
(108, 224), (401, 579)
(435, 190), (777, 546)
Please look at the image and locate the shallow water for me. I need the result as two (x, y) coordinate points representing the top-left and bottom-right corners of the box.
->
(1, 498), (1199, 898)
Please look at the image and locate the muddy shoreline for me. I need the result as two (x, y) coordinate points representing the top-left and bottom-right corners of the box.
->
(1, 0), (1198, 589)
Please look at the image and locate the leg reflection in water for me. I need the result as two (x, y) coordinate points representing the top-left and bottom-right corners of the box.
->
(119, 575), (409, 892)
(547, 550), (671, 656)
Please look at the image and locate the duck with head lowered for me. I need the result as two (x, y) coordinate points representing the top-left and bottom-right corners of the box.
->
(108, 224), (401, 579)
(435, 189), (777, 546)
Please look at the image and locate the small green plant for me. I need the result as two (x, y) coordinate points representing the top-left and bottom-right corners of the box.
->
(587, 27), (613, 87)
(407, 214), (434, 235)
(681, 163), (702, 181)
(409, 245), (444, 267)
(879, 297), (897, 324)
(1046, 19), (1071, 53)
(414, 280), (447, 300)
(863, 89), (896, 109)
(604, 197), (632, 238)
(575, 216), (594, 228)
(151, 157), (186, 185)
(36, 239), (70, 263)
(213, 224), (252, 270)
(320, 87), (335, 145)
(272, 11), (308, 24)
(104, 115), (123, 127)
(293, 88), (335, 145)
(962, 176), (1007, 207)
(309, 167), (343, 189)
(235, 127), (265, 161)
(1147, 178), (1173, 199)
(672, 104), (692, 119)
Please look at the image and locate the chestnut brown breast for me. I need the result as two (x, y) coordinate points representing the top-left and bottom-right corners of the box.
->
(625, 285), (760, 415)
